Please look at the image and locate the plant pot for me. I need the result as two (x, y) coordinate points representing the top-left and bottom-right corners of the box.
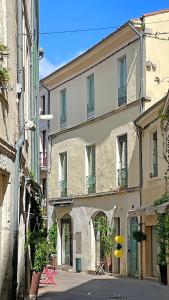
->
(159, 264), (167, 285)
(104, 256), (112, 272)
(29, 271), (41, 299)
(51, 254), (57, 269)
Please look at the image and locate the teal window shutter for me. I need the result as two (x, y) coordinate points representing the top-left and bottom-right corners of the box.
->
(118, 57), (127, 106)
(120, 57), (126, 88)
(87, 74), (95, 114)
(60, 89), (67, 124)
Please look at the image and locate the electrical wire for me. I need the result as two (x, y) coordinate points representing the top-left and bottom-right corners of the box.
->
(39, 19), (169, 35)
(39, 25), (120, 35)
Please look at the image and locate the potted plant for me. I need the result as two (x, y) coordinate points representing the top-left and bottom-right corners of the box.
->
(27, 228), (49, 299)
(48, 222), (57, 268)
(95, 215), (115, 272)
(0, 67), (9, 90)
(132, 230), (146, 242)
(154, 193), (169, 285)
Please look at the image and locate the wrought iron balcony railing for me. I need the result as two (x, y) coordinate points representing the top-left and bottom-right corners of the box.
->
(117, 168), (128, 187)
(118, 85), (127, 107)
(87, 101), (95, 115)
(40, 151), (47, 167)
(59, 179), (67, 197)
(86, 174), (96, 193)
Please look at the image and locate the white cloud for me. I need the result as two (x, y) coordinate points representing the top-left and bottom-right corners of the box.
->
(39, 49), (86, 79)
(39, 57), (62, 79)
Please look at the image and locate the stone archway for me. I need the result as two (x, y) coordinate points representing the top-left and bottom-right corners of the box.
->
(91, 211), (107, 268)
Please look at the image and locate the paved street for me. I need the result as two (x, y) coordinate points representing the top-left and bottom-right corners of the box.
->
(38, 271), (169, 300)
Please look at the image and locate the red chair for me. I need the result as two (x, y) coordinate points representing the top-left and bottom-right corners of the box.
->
(40, 265), (57, 285)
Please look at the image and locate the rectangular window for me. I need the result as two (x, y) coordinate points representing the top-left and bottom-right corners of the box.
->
(60, 89), (67, 128)
(42, 178), (47, 198)
(87, 74), (95, 118)
(152, 131), (158, 177)
(40, 130), (47, 167)
(41, 95), (45, 115)
(117, 134), (128, 187)
(59, 152), (67, 196)
(118, 56), (127, 107)
(86, 145), (96, 193)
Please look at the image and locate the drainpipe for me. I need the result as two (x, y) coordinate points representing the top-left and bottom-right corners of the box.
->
(31, 0), (40, 183)
(11, 0), (24, 299)
(129, 18), (145, 113)
(134, 122), (143, 279)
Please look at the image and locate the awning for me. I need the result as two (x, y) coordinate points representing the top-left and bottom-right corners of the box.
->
(49, 197), (73, 207)
(128, 201), (169, 217)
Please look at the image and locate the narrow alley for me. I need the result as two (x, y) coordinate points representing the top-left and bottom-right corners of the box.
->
(38, 271), (169, 300)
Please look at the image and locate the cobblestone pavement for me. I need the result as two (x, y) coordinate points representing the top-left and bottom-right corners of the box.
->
(38, 271), (169, 300)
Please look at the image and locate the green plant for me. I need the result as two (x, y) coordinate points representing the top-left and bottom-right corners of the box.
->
(132, 230), (146, 242)
(0, 42), (8, 53)
(0, 67), (9, 88)
(33, 240), (49, 272)
(95, 216), (115, 257)
(48, 222), (57, 254)
(25, 167), (35, 180)
(154, 193), (169, 265)
(27, 227), (49, 272)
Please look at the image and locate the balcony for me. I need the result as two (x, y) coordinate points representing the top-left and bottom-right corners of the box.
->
(59, 179), (67, 197)
(40, 152), (47, 167)
(60, 114), (67, 128)
(118, 85), (127, 107)
(117, 168), (128, 188)
(86, 175), (96, 194)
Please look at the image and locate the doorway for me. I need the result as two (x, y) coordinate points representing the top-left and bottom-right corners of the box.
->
(61, 214), (72, 266)
(129, 217), (139, 277)
(93, 211), (107, 266)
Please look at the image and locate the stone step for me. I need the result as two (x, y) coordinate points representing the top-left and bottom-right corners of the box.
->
(57, 265), (73, 272)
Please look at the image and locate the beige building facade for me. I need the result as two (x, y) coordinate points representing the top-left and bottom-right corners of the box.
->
(0, 1), (39, 299)
(130, 91), (169, 283)
(41, 10), (169, 277)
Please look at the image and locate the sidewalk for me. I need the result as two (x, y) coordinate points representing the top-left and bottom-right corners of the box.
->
(38, 271), (169, 300)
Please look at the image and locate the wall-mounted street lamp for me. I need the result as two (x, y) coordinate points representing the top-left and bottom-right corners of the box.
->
(25, 114), (53, 131)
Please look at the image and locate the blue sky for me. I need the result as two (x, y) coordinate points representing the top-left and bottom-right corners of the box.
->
(39, 0), (169, 78)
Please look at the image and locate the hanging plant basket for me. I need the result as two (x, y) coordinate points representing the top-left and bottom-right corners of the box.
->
(132, 230), (146, 242)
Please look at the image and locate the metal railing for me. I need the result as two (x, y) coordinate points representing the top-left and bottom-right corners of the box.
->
(117, 168), (128, 187)
(86, 174), (96, 193)
(59, 179), (67, 196)
(118, 85), (127, 107)
(40, 152), (47, 167)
